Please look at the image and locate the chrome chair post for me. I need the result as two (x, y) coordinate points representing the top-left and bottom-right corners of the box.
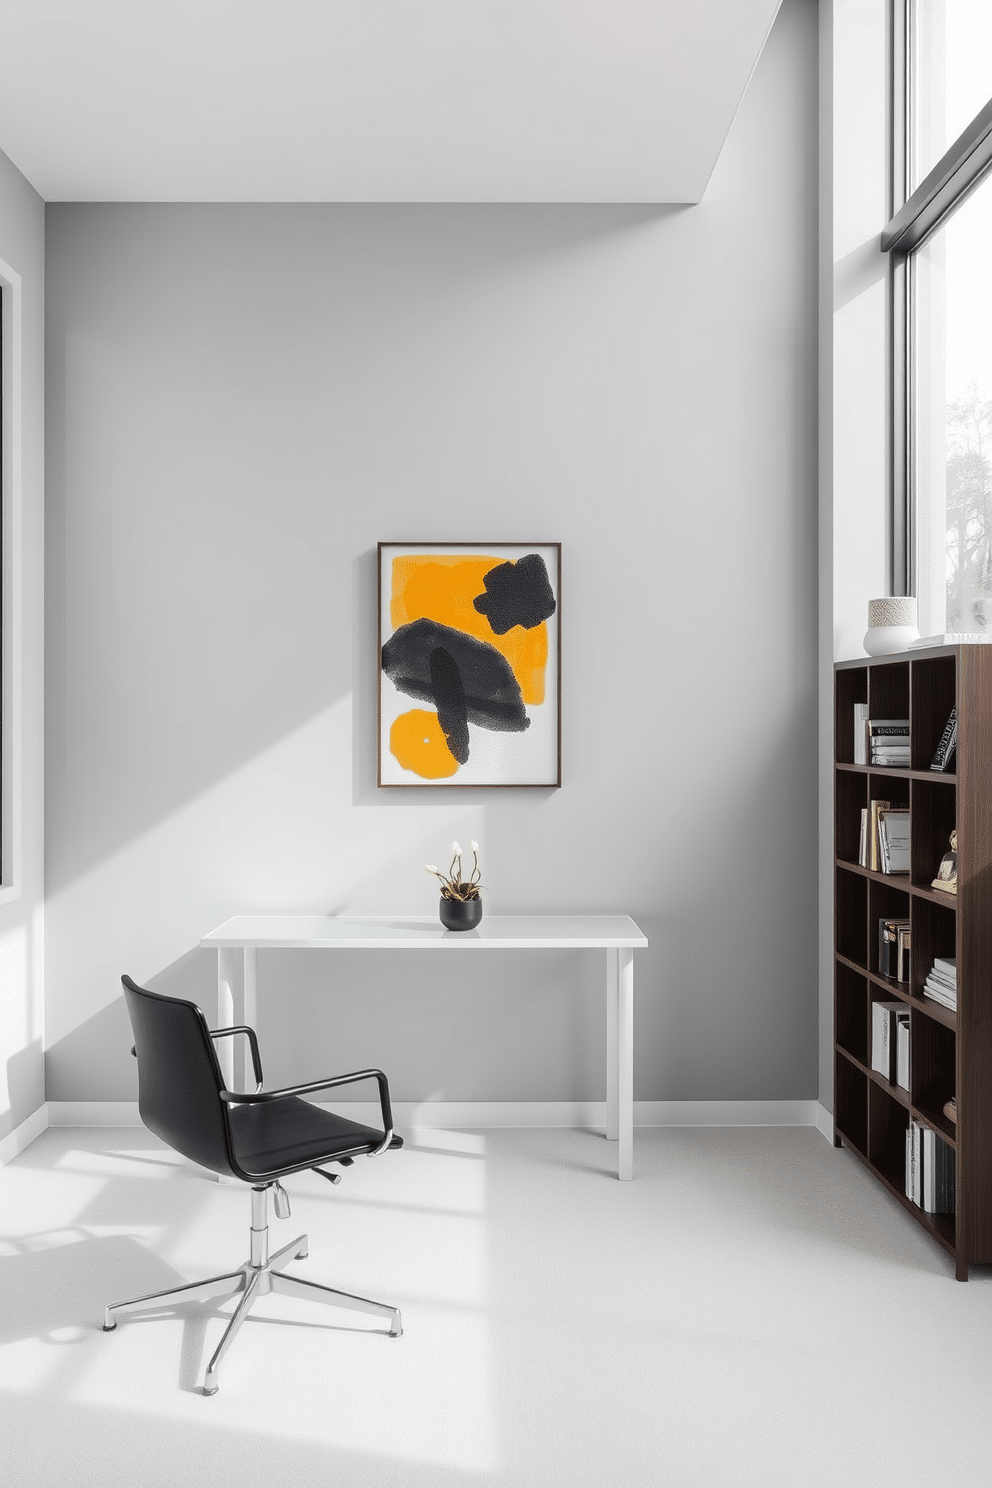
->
(249, 1185), (270, 1268)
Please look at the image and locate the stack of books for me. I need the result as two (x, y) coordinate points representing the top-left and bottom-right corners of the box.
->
(872, 999), (910, 1088)
(906, 1118), (955, 1215)
(923, 957), (957, 1012)
(878, 917), (911, 981)
(869, 719), (910, 766)
(859, 799), (910, 873)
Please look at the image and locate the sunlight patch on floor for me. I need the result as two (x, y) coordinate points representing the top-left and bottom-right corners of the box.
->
(1, 1128), (495, 1473)
(56, 1145), (181, 1180)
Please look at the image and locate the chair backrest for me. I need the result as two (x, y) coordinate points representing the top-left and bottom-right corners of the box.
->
(121, 975), (235, 1177)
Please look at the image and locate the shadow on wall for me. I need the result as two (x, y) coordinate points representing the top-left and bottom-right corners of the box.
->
(44, 949), (218, 1103)
(44, 677), (820, 1105)
(4, 1039), (44, 1133)
(45, 937), (610, 1105)
(42, 165), (818, 1107)
(45, 1000), (138, 1103)
(46, 203), (682, 899)
(833, 235), (887, 313)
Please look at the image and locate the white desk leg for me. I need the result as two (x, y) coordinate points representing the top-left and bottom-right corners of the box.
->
(215, 948), (239, 1184)
(617, 948), (634, 1181)
(240, 947), (257, 1091)
(217, 948), (237, 1090)
(606, 948), (619, 1142)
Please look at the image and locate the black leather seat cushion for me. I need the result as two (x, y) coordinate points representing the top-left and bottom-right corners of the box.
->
(228, 1095), (403, 1177)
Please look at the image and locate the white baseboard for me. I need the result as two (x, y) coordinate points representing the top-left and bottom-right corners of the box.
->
(0, 1104), (48, 1166)
(47, 1099), (822, 1130)
(633, 1099), (820, 1128)
(815, 1102), (834, 1142)
(48, 1101), (141, 1126)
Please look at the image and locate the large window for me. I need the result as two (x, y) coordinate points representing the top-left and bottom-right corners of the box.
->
(885, 1), (992, 633)
(911, 1), (992, 188)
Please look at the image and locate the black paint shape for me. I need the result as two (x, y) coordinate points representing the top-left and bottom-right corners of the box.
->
(430, 645), (470, 764)
(472, 553), (557, 635)
(382, 619), (529, 733)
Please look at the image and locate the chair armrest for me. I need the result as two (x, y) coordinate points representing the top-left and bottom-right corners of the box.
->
(209, 1025), (263, 1090)
(220, 1067), (394, 1154)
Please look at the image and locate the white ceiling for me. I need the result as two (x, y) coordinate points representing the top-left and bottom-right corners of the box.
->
(0, 1), (783, 204)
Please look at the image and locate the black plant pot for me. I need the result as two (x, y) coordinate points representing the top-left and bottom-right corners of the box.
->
(439, 894), (483, 932)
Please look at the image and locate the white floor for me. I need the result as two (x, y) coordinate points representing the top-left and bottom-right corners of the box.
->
(1, 1124), (990, 1488)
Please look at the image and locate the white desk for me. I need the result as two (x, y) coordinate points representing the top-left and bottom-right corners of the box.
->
(200, 914), (648, 1180)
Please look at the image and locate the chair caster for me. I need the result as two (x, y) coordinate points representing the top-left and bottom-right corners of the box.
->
(203, 1384), (219, 1397)
(102, 1322), (117, 1332)
(390, 1327), (403, 1338)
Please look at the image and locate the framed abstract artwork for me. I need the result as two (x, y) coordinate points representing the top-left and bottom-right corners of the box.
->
(378, 542), (561, 787)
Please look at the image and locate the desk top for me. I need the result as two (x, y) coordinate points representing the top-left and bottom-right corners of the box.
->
(202, 913), (647, 951)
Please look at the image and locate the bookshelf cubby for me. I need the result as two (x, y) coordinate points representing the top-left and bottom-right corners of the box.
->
(834, 645), (992, 1280)
(836, 963), (868, 1065)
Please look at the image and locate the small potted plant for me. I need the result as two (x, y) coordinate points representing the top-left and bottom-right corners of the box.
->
(426, 841), (483, 931)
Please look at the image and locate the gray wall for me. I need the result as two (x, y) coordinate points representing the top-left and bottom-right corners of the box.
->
(0, 146), (46, 1139)
(44, 0), (818, 1106)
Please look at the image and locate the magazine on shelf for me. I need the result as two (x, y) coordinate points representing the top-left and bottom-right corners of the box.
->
(922, 1127), (955, 1215)
(930, 709), (957, 772)
(896, 1012), (910, 1090)
(878, 808), (910, 873)
(853, 703), (869, 765)
(907, 1120), (922, 1205)
(871, 1000), (904, 1082)
(923, 977), (957, 1012)
(868, 800), (889, 872)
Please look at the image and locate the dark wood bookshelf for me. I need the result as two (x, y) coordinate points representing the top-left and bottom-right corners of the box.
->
(869, 1066), (910, 1108)
(834, 646), (992, 1280)
(836, 856), (971, 910)
(835, 762), (957, 784)
(847, 1140), (958, 1257)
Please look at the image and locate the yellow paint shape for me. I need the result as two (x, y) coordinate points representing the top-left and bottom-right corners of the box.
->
(390, 708), (459, 779)
(391, 555), (547, 705)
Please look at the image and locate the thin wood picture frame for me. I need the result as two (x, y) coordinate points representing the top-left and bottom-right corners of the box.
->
(377, 541), (561, 788)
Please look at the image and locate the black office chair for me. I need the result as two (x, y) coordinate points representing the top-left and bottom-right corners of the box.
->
(104, 975), (403, 1395)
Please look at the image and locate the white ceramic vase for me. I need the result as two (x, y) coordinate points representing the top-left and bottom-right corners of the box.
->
(863, 597), (919, 655)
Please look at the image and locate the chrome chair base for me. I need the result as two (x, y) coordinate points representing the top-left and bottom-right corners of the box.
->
(103, 1185), (402, 1394)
